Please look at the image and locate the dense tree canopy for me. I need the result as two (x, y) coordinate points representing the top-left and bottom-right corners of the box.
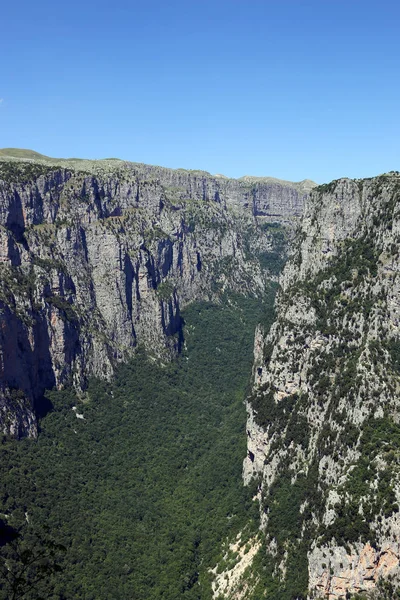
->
(0, 291), (276, 599)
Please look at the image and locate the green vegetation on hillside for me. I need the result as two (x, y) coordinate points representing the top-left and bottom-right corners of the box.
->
(0, 291), (276, 600)
(0, 161), (61, 184)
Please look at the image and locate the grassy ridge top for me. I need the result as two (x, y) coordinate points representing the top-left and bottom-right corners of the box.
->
(0, 148), (52, 160)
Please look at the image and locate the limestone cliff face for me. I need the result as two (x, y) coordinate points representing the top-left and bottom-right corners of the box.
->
(243, 172), (400, 599)
(0, 156), (311, 437)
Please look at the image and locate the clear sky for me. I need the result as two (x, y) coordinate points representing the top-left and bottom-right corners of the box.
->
(1, 0), (399, 183)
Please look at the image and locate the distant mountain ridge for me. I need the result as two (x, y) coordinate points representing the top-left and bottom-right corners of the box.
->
(0, 147), (317, 189)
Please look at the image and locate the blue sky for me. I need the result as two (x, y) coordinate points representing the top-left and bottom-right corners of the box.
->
(1, 0), (399, 183)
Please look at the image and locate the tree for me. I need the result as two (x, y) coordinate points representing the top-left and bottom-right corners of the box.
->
(0, 519), (65, 600)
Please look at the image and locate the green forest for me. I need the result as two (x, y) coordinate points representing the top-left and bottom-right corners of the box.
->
(0, 290), (276, 600)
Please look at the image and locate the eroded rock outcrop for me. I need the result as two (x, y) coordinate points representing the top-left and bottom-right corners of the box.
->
(309, 541), (400, 598)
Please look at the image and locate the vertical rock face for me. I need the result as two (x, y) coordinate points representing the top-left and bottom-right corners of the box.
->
(244, 173), (400, 598)
(0, 155), (312, 437)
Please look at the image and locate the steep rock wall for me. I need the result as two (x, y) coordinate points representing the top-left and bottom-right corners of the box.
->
(244, 173), (400, 599)
(0, 157), (311, 437)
